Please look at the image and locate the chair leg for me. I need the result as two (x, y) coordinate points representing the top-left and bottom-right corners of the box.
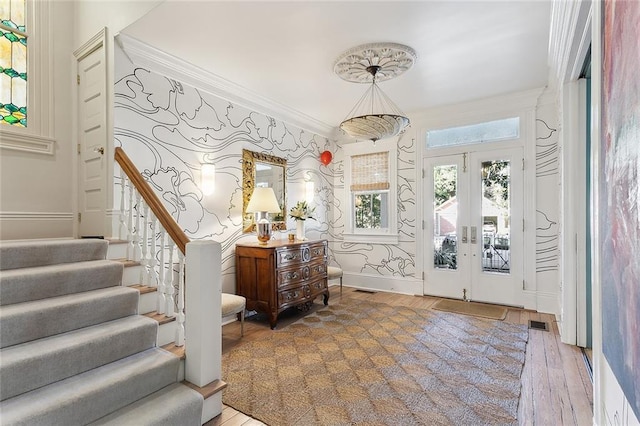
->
(340, 277), (343, 294)
(240, 309), (245, 337)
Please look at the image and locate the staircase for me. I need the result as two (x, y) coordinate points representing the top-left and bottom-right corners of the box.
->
(0, 239), (204, 425)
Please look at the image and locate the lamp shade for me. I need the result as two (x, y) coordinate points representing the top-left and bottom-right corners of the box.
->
(246, 187), (281, 213)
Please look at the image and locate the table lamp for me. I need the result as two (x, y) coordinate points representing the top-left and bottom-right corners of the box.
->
(246, 187), (281, 244)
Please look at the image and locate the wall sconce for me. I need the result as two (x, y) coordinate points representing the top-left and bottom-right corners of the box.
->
(246, 187), (281, 244)
(201, 163), (216, 195)
(305, 181), (315, 203)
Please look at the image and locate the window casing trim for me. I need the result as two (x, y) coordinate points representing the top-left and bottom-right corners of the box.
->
(343, 138), (399, 244)
(0, 0), (55, 155)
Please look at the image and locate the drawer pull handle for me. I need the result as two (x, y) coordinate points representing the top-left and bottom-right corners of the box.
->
(285, 272), (299, 280)
(286, 291), (299, 300)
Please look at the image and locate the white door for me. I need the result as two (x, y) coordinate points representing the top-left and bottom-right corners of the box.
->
(424, 148), (524, 306)
(77, 46), (107, 237)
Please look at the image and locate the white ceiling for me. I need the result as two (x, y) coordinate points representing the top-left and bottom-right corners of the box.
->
(121, 1), (551, 134)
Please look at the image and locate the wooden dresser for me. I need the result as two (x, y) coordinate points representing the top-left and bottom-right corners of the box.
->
(235, 239), (329, 329)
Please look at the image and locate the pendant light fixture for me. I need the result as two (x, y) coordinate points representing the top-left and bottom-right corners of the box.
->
(334, 43), (416, 142)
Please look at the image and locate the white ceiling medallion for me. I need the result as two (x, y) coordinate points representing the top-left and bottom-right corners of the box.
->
(335, 43), (416, 142)
(333, 42), (416, 84)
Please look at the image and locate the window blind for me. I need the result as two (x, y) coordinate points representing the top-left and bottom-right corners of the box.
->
(350, 151), (390, 191)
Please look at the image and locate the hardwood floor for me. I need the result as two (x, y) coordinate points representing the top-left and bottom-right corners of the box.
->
(208, 286), (593, 426)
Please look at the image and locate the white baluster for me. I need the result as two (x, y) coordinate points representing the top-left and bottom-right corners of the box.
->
(118, 168), (127, 241)
(140, 201), (150, 285)
(126, 181), (134, 260)
(175, 250), (186, 346)
(157, 230), (167, 315)
(164, 240), (176, 318)
(133, 192), (142, 262)
(149, 212), (158, 288)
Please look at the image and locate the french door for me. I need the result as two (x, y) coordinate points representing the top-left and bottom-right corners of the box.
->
(424, 148), (523, 306)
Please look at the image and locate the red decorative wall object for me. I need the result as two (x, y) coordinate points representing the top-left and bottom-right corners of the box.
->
(320, 150), (333, 166)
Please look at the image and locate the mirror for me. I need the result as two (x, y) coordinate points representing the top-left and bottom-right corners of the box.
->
(242, 149), (287, 233)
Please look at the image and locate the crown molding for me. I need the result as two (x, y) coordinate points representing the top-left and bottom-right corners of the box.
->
(117, 33), (335, 139)
(549, 0), (592, 84)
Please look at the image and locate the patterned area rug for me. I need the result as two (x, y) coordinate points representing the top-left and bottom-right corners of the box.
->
(222, 300), (528, 425)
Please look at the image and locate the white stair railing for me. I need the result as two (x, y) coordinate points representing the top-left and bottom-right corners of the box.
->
(115, 148), (189, 347)
(115, 148), (222, 415)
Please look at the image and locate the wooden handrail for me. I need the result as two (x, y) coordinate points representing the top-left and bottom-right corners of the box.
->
(115, 147), (189, 254)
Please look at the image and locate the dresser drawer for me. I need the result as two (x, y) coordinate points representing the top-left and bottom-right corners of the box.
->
(277, 261), (327, 289)
(307, 278), (327, 294)
(276, 241), (327, 267)
(278, 285), (310, 306)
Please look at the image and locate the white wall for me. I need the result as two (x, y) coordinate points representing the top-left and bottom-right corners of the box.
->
(0, 1), (75, 240)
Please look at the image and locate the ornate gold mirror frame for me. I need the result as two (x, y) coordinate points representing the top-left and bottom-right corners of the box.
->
(242, 149), (287, 233)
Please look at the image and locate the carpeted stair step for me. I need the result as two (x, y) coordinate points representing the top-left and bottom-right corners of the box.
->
(89, 382), (203, 425)
(0, 348), (181, 425)
(0, 260), (123, 306)
(0, 239), (108, 270)
(0, 315), (158, 401)
(0, 286), (139, 348)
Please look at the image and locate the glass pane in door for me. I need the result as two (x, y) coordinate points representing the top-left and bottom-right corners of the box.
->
(481, 160), (511, 273)
(433, 165), (457, 270)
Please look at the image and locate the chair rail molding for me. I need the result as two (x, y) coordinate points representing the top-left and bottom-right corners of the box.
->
(0, 211), (74, 220)
(0, 131), (55, 155)
(116, 33), (335, 139)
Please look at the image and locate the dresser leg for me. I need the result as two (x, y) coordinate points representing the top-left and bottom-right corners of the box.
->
(269, 313), (278, 329)
(323, 291), (329, 306)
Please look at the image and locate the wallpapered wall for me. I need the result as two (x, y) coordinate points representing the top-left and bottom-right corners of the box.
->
(113, 45), (421, 295)
(114, 44), (560, 303)
(113, 52), (334, 293)
(332, 136), (418, 280)
(534, 105), (560, 296)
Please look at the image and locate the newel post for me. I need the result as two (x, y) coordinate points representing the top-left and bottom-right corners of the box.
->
(185, 240), (221, 388)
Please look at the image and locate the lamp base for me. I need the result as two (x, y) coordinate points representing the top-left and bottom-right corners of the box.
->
(256, 219), (271, 244)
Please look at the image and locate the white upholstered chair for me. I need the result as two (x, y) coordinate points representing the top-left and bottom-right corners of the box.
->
(327, 266), (343, 293)
(221, 293), (246, 337)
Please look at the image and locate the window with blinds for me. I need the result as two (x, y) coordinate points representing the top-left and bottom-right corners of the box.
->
(350, 152), (390, 191)
(343, 138), (398, 244)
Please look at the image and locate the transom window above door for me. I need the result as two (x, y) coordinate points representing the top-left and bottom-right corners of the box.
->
(427, 117), (520, 149)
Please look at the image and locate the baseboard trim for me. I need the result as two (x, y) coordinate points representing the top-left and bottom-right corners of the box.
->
(343, 272), (422, 296)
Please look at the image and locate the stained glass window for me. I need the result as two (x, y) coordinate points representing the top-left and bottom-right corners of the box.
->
(0, 0), (28, 127)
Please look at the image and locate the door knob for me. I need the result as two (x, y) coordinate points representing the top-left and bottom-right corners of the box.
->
(94, 147), (105, 155)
